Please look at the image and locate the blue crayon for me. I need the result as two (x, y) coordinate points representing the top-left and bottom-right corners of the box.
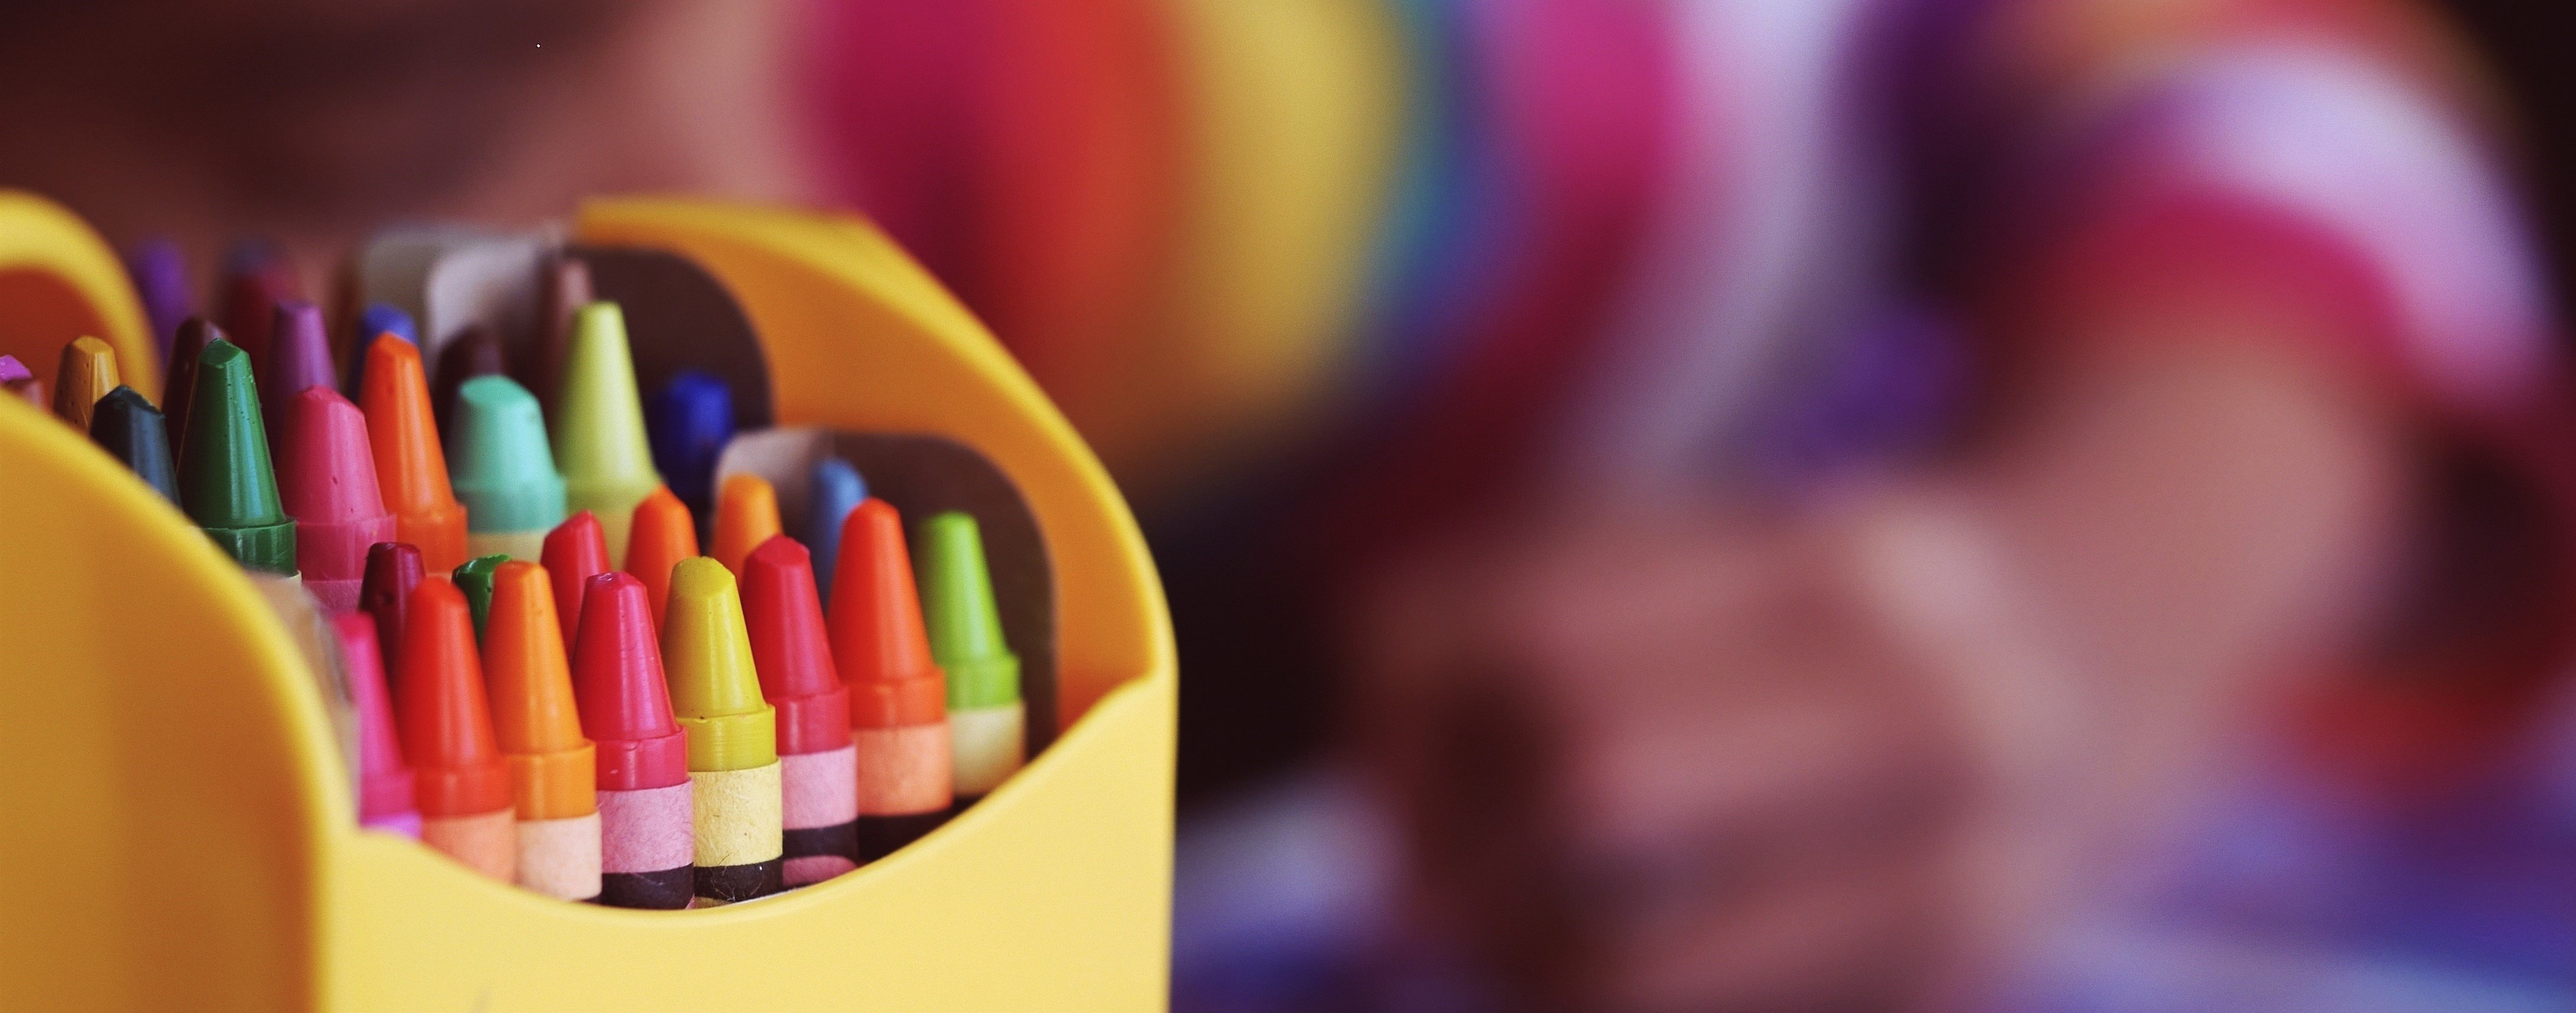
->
(345, 303), (418, 394)
(807, 457), (866, 607)
(644, 370), (733, 531)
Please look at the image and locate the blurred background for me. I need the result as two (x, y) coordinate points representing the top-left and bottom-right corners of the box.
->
(7, 0), (2576, 1009)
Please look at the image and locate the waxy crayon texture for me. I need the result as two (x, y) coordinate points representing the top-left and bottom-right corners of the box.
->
(830, 499), (953, 853)
(360, 542), (424, 685)
(53, 336), (119, 431)
(711, 473), (781, 577)
(261, 301), (336, 449)
(918, 511), (1023, 798)
(396, 578), (516, 882)
(571, 572), (694, 908)
(280, 388), (395, 611)
(541, 512), (613, 645)
(553, 302), (662, 561)
(214, 240), (298, 368)
(484, 561), (602, 901)
(807, 458), (866, 607)
(89, 386), (179, 503)
(623, 486), (698, 630)
(449, 375), (567, 562)
(177, 340), (298, 575)
(527, 255), (591, 418)
(344, 302), (416, 394)
(161, 318), (222, 450)
(431, 325), (506, 439)
(331, 612), (420, 839)
(360, 336), (470, 573)
(663, 558), (784, 902)
(742, 537), (859, 882)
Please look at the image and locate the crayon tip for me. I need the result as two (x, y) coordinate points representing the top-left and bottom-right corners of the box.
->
(216, 240), (298, 367)
(163, 317), (224, 445)
(529, 255), (593, 415)
(917, 512), (1019, 708)
(570, 571), (690, 791)
(431, 325), (507, 438)
(807, 458), (866, 606)
(177, 339), (298, 575)
(645, 370), (733, 523)
(453, 554), (508, 641)
(827, 499), (946, 700)
(280, 387), (395, 610)
(124, 239), (192, 364)
(484, 561), (597, 820)
(360, 335), (470, 573)
(448, 375), (568, 543)
(0, 354), (29, 386)
(712, 472), (781, 576)
(329, 611), (418, 833)
(553, 302), (662, 560)
(742, 536), (852, 755)
(89, 386), (180, 504)
(344, 303), (418, 396)
(361, 542), (426, 687)
(662, 557), (778, 772)
(53, 335), (120, 431)
(623, 486), (698, 630)
(395, 578), (513, 818)
(541, 511), (612, 645)
(261, 300), (336, 442)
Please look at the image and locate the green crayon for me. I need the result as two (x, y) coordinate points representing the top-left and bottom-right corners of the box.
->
(450, 375), (568, 562)
(551, 302), (662, 564)
(453, 554), (509, 642)
(916, 511), (1023, 802)
(177, 339), (297, 575)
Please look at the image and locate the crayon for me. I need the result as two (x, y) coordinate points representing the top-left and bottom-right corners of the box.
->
(88, 386), (179, 504)
(453, 554), (507, 642)
(329, 611), (420, 838)
(260, 301), (336, 448)
(624, 486), (698, 630)
(742, 537), (859, 885)
(528, 254), (592, 418)
(162, 317), (222, 449)
(807, 457), (866, 607)
(553, 302), (663, 561)
(711, 472), (781, 576)
(360, 542), (423, 685)
(918, 511), (1023, 802)
(449, 375), (568, 561)
(484, 561), (603, 901)
(570, 572), (694, 909)
(177, 339), (299, 576)
(827, 499), (953, 858)
(342, 302), (418, 394)
(51, 335), (118, 431)
(0, 355), (35, 407)
(279, 388), (396, 611)
(359, 335), (471, 572)
(124, 238), (191, 365)
(663, 558), (785, 904)
(215, 240), (299, 367)
(541, 511), (612, 645)
(646, 370), (733, 526)
(431, 325), (506, 438)
(396, 578), (517, 882)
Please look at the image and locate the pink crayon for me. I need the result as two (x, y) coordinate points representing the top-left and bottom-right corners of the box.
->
(330, 611), (421, 838)
(280, 387), (397, 611)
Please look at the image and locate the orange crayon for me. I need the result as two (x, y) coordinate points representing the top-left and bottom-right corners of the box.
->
(359, 335), (470, 573)
(711, 473), (782, 575)
(623, 486), (698, 630)
(396, 578), (516, 882)
(827, 499), (953, 859)
(483, 562), (602, 901)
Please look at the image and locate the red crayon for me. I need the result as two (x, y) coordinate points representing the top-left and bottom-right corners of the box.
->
(541, 510), (612, 646)
(396, 578), (517, 882)
(360, 543), (424, 686)
(571, 572), (695, 909)
(329, 611), (420, 838)
(215, 242), (299, 368)
(280, 388), (396, 611)
(741, 536), (859, 885)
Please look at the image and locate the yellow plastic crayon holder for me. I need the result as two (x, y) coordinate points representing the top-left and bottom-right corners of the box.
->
(0, 195), (1175, 1011)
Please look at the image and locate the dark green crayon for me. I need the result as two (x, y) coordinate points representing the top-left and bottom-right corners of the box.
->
(177, 339), (296, 574)
(453, 554), (509, 642)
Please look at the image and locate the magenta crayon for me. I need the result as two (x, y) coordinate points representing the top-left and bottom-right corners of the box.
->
(330, 611), (420, 838)
(742, 536), (859, 885)
(360, 542), (424, 685)
(570, 572), (695, 908)
(0, 356), (38, 409)
(279, 388), (396, 611)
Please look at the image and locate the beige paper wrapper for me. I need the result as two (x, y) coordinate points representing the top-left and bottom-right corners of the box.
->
(691, 762), (784, 867)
